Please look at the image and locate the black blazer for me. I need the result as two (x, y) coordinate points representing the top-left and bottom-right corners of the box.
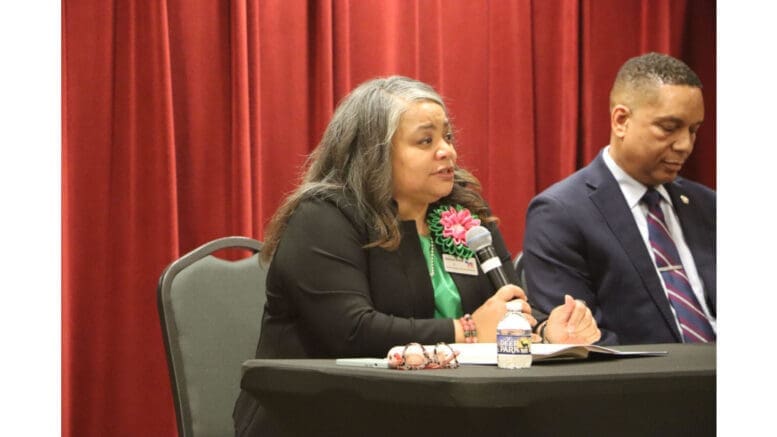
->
(235, 194), (518, 436)
(254, 194), (517, 359)
(523, 152), (716, 345)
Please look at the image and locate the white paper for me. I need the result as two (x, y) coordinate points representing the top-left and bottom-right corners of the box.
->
(450, 342), (667, 364)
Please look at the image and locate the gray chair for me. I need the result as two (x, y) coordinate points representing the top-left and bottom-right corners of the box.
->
(512, 251), (528, 294)
(158, 236), (266, 437)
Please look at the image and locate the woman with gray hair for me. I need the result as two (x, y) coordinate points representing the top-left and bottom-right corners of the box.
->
(234, 76), (600, 435)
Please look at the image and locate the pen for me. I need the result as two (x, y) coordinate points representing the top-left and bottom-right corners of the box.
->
(335, 358), (390, 368)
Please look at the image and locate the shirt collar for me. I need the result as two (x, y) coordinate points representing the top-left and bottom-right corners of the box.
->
(601, 146), (672, 208)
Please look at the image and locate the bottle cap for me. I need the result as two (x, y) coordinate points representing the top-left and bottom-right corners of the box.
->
(505, 299), (523, 312)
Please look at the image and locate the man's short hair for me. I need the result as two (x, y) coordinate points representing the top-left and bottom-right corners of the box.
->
(610, 52), (702, 108)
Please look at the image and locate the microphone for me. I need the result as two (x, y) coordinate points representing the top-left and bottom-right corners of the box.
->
(465, 225), (511, 290)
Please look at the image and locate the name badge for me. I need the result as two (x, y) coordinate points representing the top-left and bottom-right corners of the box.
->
(442, 254), (479, 276)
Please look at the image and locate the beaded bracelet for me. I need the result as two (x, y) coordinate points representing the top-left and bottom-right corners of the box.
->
(460, 314), (478, 343)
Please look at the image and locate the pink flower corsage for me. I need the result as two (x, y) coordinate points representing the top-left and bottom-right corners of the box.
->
(440, 207), (480, 246)
(427, 204), (480, 259)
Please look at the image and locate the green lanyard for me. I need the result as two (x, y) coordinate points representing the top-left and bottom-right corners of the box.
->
(419, 234), (464, 319)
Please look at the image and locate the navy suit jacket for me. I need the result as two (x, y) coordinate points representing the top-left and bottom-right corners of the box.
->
(523, 152), (716, 345)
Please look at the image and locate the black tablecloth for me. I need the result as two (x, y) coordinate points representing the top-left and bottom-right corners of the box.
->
(240, 343), (715, 436)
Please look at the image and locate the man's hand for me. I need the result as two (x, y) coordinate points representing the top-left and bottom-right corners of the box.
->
(544, 295), (601, 344)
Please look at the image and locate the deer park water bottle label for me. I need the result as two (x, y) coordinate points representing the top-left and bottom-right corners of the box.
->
(497, 330), (532, 355)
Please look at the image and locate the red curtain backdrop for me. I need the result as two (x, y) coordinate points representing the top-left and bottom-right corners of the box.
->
(62, 0), (716, 435)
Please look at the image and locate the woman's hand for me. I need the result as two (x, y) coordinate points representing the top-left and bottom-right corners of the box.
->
(543, 295), (601, 344)
(469, 285), (536, 342)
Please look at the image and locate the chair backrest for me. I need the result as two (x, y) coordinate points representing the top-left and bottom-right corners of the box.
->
(512, 251), (528, 294)
(158, 236), (266, 437)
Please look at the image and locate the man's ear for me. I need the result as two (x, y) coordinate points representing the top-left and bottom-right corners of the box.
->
(611, 104), (631, 139)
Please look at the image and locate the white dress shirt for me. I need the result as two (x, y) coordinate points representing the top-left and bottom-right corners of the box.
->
(602, 146), (716, 334)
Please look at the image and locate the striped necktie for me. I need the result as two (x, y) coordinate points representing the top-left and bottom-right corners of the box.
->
(642, 189), (715, 343)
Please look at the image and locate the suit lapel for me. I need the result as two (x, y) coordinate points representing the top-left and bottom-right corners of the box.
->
(586, 155), (682, 340)
(396, 221), (437, 317)
(666, 181), (716, 315)
(450, 269), (492, 314)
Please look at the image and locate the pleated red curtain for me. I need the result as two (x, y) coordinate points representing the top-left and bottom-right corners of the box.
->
(62, 0), (716, 435)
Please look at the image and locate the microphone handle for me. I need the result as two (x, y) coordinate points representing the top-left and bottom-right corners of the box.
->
(475, 246), (510, 289)
(486, 266), (510, 289)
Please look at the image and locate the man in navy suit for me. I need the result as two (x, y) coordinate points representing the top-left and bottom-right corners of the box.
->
(523, 53), (716, 345)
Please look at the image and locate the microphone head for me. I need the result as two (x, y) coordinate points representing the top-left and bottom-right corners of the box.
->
(465, 225), (492, 251)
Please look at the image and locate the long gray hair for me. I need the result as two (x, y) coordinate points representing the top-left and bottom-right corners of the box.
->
(262, 76), (492, 262)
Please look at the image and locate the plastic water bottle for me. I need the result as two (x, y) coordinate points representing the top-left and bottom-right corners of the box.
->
(496, 300), (532, 369)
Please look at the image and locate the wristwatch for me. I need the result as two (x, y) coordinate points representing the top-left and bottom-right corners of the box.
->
(538, 321), (550, 344)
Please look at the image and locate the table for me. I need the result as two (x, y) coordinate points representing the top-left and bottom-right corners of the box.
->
(240, 343), (715, 436)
